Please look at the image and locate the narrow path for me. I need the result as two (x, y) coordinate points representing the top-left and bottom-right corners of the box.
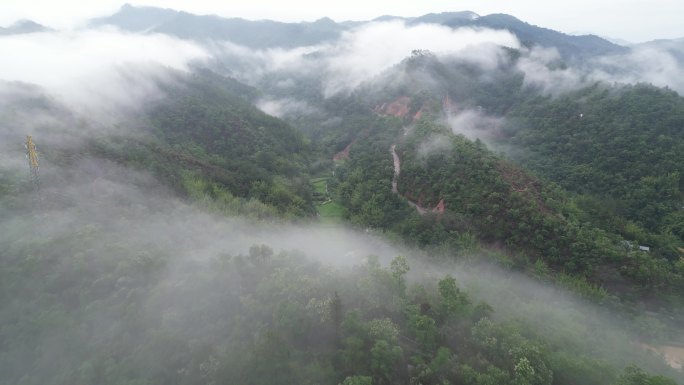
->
(391, 144), (427, 214)
(642, 344), (684, 369)
(661, 345), (684, 369)
(391, 144), (400, 193)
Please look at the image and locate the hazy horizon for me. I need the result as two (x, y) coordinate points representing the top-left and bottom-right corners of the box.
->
(2, 0), (684, 44)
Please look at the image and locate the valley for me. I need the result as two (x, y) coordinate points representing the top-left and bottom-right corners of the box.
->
(0, 3), (683, 385)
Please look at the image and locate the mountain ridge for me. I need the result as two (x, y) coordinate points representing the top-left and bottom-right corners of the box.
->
(0, 19), (51, 35)
(88, 4), (623, 58)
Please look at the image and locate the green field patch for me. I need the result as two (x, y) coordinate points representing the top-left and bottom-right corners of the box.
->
(317, 201), (345, 222)
(311, 177), (331, 207)
(311, 177), (328, 194)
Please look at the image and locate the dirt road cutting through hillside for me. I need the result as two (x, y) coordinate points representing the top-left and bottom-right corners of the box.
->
(391, 144), (429, 214)
(391, 144), (400, 193)
(642, 344), (684, 370)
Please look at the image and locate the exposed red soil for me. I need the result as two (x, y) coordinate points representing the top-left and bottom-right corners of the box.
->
(403, 192), (446, 217)
(433, 199), (445, 214)
(333, 140), (356, 161)
(374, 96), (411, 118)
(374, 96), (433, 123)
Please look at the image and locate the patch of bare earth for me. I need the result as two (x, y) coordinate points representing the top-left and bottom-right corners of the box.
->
(333, 140), (356, 161)
(641, 344), (684, 369)
(374, 96), (411, 118)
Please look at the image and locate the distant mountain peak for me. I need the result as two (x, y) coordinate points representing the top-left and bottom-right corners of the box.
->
(87, 5), (625, 58)
(10, 19), (41, 28)
(313, 17), (336, 24)
(373, 11), (479, 24)
(91, 4), (346, 48)
(427, 11), (479, 19)
(0, 19), (51, 35)
(446, 12), (628, 59)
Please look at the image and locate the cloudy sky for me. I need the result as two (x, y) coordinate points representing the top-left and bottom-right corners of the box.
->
(2, 0), (683, 43)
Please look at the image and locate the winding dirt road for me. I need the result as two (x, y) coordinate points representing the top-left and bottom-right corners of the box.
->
(391, 145), (400, 194)
(391, 144), (430, 215)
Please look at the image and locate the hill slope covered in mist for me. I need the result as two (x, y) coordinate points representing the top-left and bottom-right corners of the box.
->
(1, 5), (684, 385)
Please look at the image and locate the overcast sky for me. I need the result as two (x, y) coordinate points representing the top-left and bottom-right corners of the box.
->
(2, 0), (682, 43)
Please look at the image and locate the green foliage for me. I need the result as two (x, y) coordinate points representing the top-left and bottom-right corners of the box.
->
(0, 198), (680, 385)
(318, 201), (346, 221)
(181, 171), (280, 219)
(309, 51), (684, 311)
(84, 71), (316, 218)
(614, 366), (678, 385)
(332, 110), (683, 308)
(438, 276), (471, 318)
(311, 175), (347, 221)
(370, 339), (403, 385)
(0, 209), (572, 385)
(3, 37), (684, 385)
(340, 376), (373, 385)
(397, 120), (593, 271)
(506, 84), (684, 243)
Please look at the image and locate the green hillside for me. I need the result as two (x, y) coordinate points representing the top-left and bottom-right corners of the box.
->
(506, 84), (684, 247)
(2, 9), (684, 383)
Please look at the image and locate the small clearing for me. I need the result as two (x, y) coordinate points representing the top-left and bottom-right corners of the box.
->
(312, 176), (344, 222)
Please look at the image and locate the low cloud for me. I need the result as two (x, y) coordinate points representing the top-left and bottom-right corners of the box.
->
(0, 27), (208, 115)
(417, 133), (453, 160)
(256, 97), (321, 118)
(516, 43), (684, 96)
(516, 47), (585, 95)
(321, 21), (520, 96)
(0, 20), (678, 380)
(216, 21), (520, 97)
(1, 156), (677, 379)
(592, 45), (684, 94)
(447, 108), (504, 143)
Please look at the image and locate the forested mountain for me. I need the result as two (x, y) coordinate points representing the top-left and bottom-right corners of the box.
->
(373, 11), (479, 25)
(1, 5), (684, 385)
(2, 233), (681, 385)
(634, 38), (684, 65)
(371, 12), (626, 59)
(0, 20), (50, 35)
(328, 100), (683, 308)
(445, 14), (627, 59)
(140, 70), (315, 216)
(92, 4), (623, 60)
(91, 4), (346, 48)
(310, 51), (684, 304)
(506, 84), (684, 242)
(0, 71), (315, 218)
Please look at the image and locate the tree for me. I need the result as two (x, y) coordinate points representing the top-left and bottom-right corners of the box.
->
(438, 276), (471, 318)
(339, 375), (372, 385)
(370, 339), (403, 385)
(614, 366), (678, 385)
